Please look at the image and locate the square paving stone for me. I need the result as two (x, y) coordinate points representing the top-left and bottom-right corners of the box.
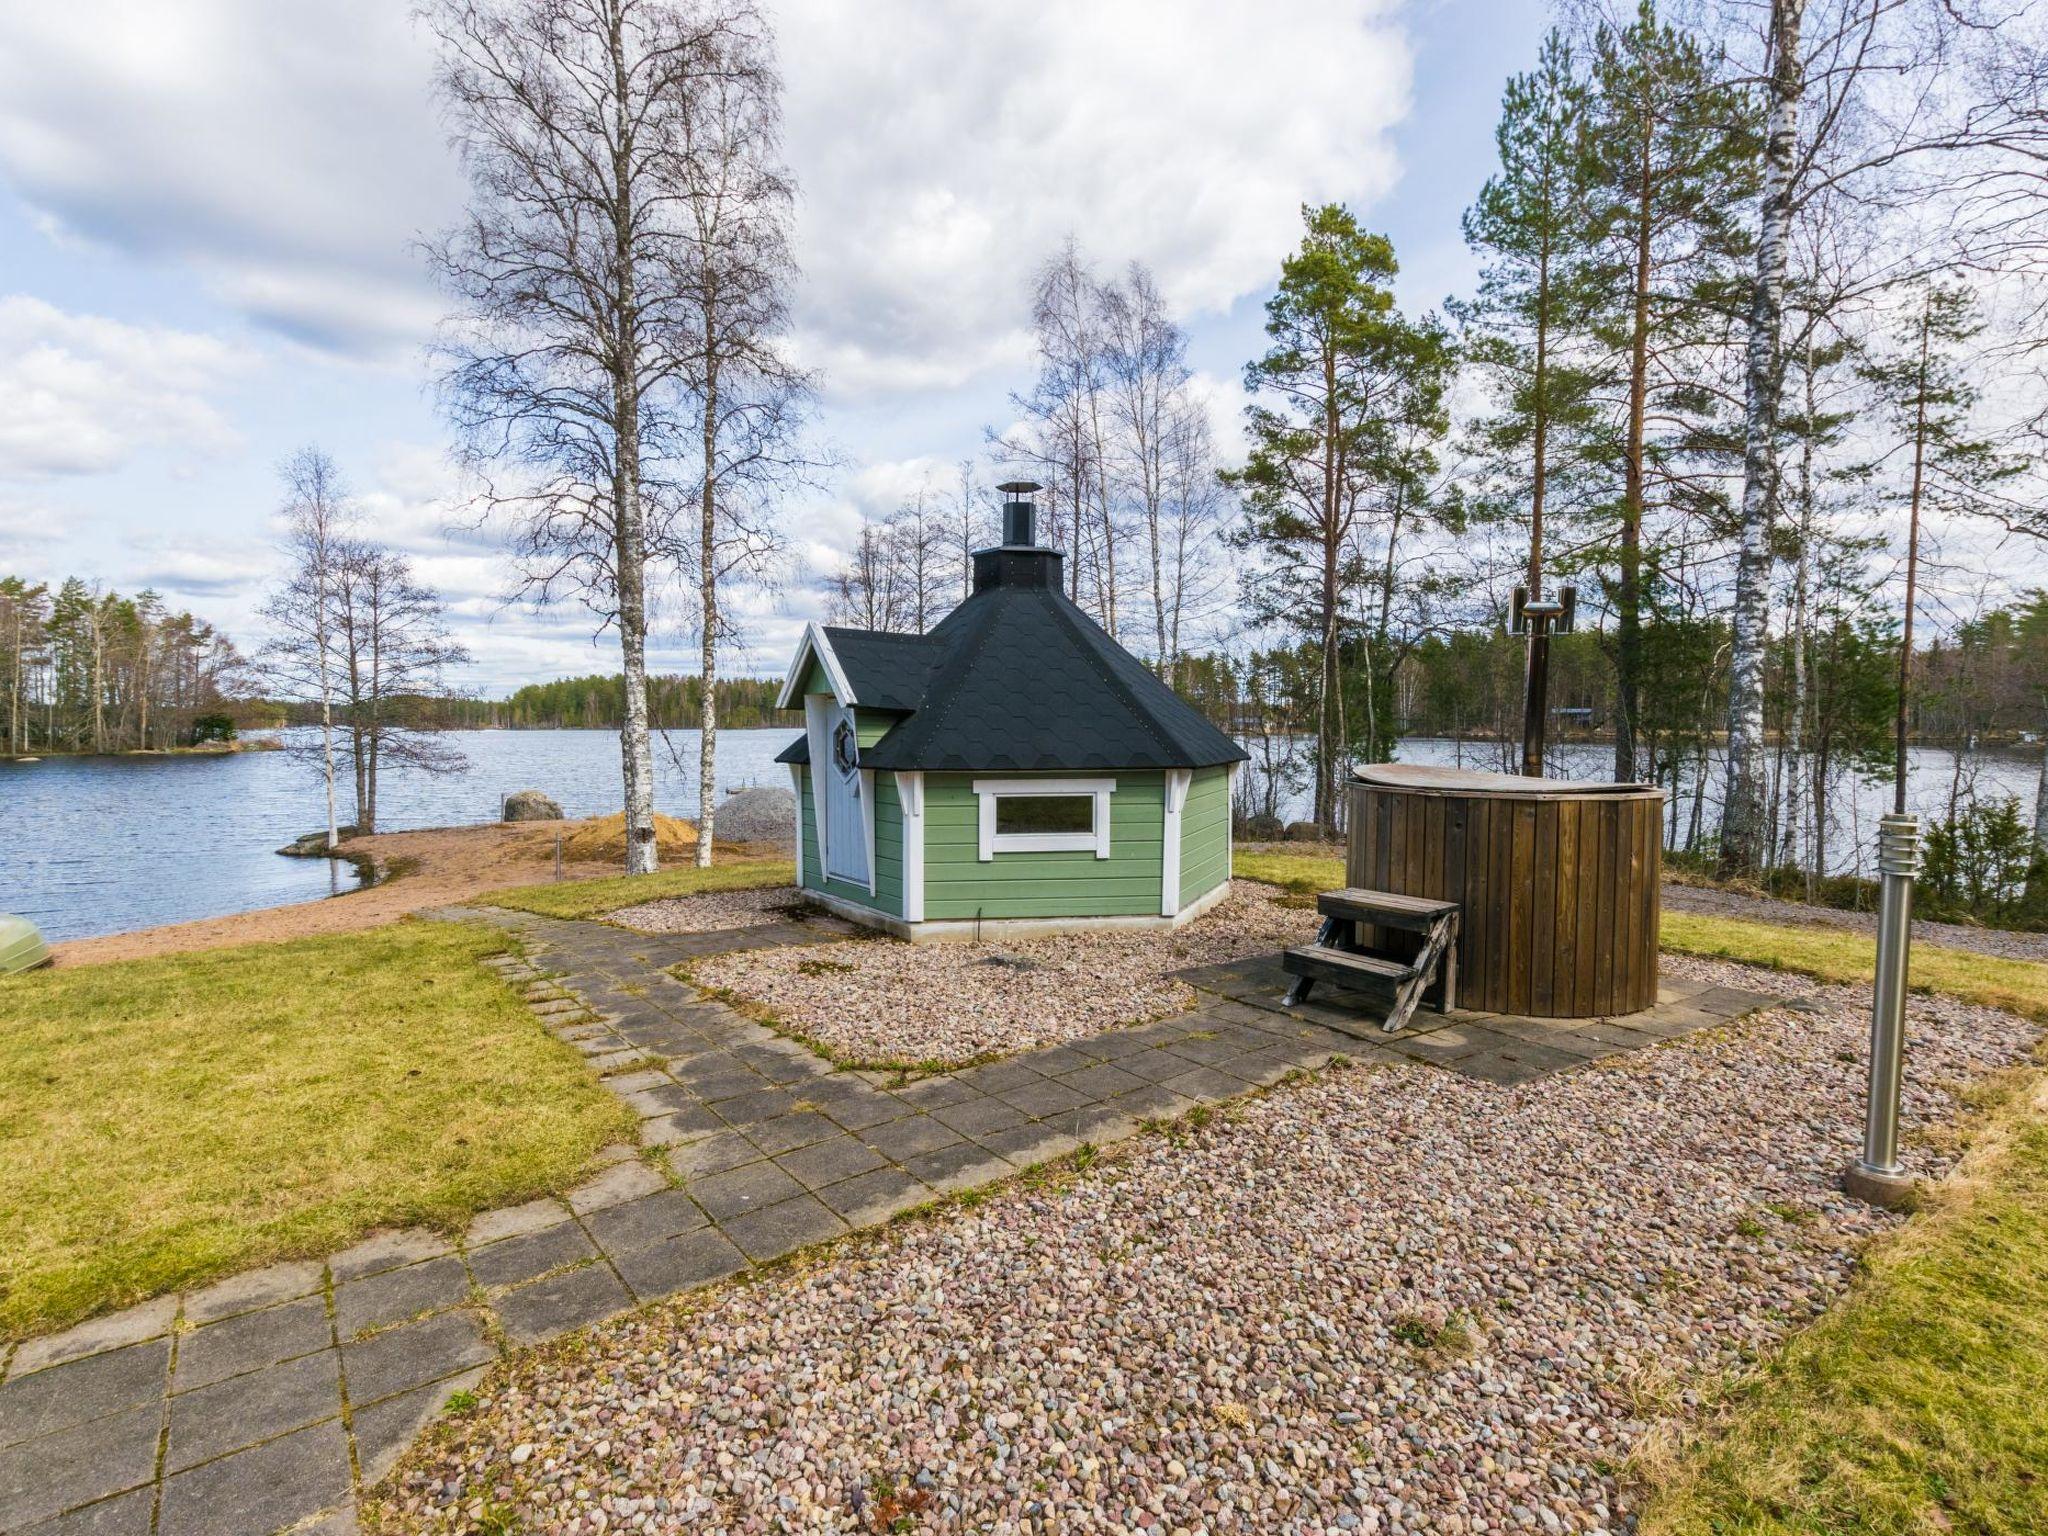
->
(329, 1227), (451, 1282)
(747, 1111), (841, 1156)
(467, 1221), (598, 1291)
(807, 1087), (908, 1132)
(19, 1483), (155, 1535)
(158, 1418), (351, 1536)
(184, 1259), (326, 1326)
(1017, 1045), (1091, 1076)
(0, 1339), (169, 1449)
(464, 1197), (572, 1247)
(340, 1310), (493, 1406)
(352, 1365), (489, 1483)
(719, 1194), (848, 1263)
(585, 1189), (709, 1254)
(691, 1158), (805, 1220)
(1068, 1030), (1150, 1060)
(167, 1348), (341, 1472)
(1117, 1048), (1201, 1083)
(1049, 1103), (1139, 1145)
(669, 1129), (765, 1180)
(814, 1167), (931, 1225)
(1449, 1052), (1551, 1086)
(901, 1142), (1009, 1196)
(1159, 1066), (1247, 1103)
(953, 1061), (1045, 1096)
(933, 1095), (1028, 1138)
(0, 1402), (160, 1530)
(892, 1076), (979, 1111)
(976, 1122), (1082, 1168)
(609, 1228), (748, 1302)
(775, 1135), (888, 1191)
(492, 1263), (633, 1347)
(333, 1254), (469, 1340)
(9, 1296), (177, 1377)
(856, 1114), (962, 1162)
(175, 1296), (332, 1393)
(711, 1087), (802, 1127)
(1110, 1082), (1199, 1121)
(566, 1157), (670, 1214)
(999, 1078), (1091, 1119)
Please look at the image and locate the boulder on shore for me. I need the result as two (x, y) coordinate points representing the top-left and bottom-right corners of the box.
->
(713, 784), (796, 844)
(1283, 820), (1331, 843)
(1237, 812), (1285, 842)
(277, 827), (361, 857)
(503, 790), (564, 822)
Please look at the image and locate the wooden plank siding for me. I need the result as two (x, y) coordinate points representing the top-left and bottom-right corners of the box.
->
(923, 772), (1167, 921)
(1345, 780), (1662, 1018)
(1178, 765), (1231, 909)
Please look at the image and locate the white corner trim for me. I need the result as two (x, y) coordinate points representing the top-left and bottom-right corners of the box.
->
(775, 621), (857, 710)
(859, 767), (878, 896)
(895, 771), (925, 922)
(1226, 761), (1240, 877)
(971, 776), (1117, 861)
(802, 697), (830, 858)
(788, 762), (806, 886)
(1161, 768), (1192, 917)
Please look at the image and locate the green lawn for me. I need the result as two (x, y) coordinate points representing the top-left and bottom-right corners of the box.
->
(1640, 1071), (2048, 1536)
(0, 921), (631, 1342)
(479, 856), (793, 920)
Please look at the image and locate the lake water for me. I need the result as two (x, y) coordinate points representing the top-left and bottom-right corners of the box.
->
(1, 726), (2038, 943)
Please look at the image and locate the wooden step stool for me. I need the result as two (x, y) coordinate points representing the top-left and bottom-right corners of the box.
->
(1281, 888), (1460, 1033)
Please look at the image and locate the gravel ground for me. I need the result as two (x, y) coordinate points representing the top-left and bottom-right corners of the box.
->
(370, 959), (2039, 1536)
(690, 881), (1318, 1066)
(1660, 881), (2048, 961)
(610, 888), (811, 935)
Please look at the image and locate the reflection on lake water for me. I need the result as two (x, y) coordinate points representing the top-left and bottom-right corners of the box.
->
(1, 725), (2038, 943)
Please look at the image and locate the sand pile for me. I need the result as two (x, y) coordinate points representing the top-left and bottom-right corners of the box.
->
(555, 812), (699, 863)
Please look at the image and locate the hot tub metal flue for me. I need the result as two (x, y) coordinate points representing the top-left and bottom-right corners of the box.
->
(1511, 585), (1575, 778)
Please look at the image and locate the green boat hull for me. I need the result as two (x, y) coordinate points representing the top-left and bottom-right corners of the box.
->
(0, 915), (50, 975)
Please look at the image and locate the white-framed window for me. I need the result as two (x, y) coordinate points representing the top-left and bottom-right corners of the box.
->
(973, 777), (1116, 861)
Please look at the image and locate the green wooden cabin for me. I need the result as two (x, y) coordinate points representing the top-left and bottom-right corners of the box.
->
(775, 485), (1246, 940)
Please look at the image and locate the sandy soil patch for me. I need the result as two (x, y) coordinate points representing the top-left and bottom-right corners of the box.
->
(608, 886), (808, 934)
(692, 880), (1318, 1067)
(371, 959), (2039, 1534)
(52, 821), (637, 968)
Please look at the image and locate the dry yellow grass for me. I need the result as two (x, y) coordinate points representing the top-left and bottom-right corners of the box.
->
(555, 811), (699, 864)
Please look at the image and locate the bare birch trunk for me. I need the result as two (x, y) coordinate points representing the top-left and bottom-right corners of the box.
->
(1722, 0), (1806, 873)
(696, 343), (721, 870)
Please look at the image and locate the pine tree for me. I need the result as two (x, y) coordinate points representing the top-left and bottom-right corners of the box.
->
(1581, 1), (1759, 782)
(1228, 206), (1455, 823)
(1458, 29), (1604, 599)
(1859, 284), (2022, 814)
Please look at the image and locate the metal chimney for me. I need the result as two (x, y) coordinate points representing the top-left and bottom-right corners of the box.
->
(997, 480), (1041, 547)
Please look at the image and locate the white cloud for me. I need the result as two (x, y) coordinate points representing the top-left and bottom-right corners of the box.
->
(0, 3), (459, 360)
(780, 0), (1411, 395)
(0, 0), (1409, 389)
(0, 296), (247, 478)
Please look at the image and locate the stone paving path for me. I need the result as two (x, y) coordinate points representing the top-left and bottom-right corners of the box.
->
(1, 907), (1778, 1535)
(0, 910), (1372, 1536)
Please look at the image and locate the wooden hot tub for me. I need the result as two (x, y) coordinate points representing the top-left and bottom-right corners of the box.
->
(1346, 763), (1663, 1018)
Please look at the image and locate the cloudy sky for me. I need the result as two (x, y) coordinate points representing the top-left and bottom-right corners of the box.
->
(0, 0), (1549, 692)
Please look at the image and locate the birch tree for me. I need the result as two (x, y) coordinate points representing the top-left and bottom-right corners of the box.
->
(1720, 0), (1808, 872)
(259, 447), (352, 848)
(426, 0), (759, 875)
(672, 14), (808, 865)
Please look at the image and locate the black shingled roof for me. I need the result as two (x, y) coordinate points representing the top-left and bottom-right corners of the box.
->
(777, 550), (1246, 773)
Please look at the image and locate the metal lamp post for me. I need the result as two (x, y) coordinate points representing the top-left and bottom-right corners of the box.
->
(1843, 812), (1923, 1209)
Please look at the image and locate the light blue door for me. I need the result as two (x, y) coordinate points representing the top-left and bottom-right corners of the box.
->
(822, 707), (869, 886)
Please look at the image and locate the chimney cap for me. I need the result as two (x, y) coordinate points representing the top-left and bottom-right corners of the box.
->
(996, 480), (1042, 497)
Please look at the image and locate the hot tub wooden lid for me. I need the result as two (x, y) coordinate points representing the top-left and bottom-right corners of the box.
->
(1352, 762), (1656, 798)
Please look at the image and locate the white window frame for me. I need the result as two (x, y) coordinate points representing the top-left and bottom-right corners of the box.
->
(973, 777), (1116, 861)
